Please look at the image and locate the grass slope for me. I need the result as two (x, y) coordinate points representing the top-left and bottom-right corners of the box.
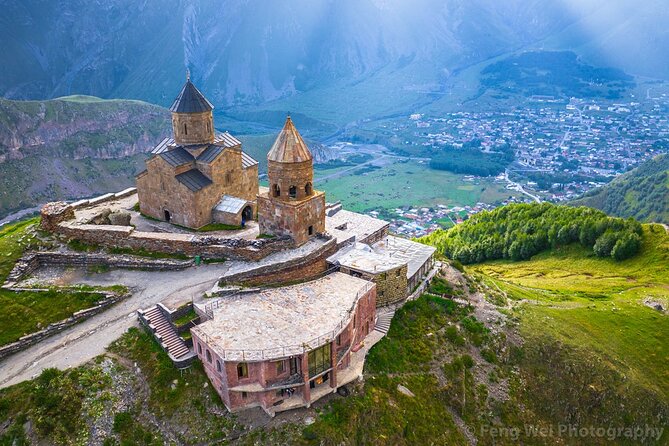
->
(571, 153), (669, 224)
(469, 224), (669, 399)
(0, 219), (112, 346)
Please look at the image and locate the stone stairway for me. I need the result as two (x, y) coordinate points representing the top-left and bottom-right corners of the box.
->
(139, 306), (190, 360)
(374, 309), (395, 335)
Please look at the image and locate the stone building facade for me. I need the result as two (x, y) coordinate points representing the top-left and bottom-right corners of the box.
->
(191, 273), (377, 415)
(257, 117), (325, 245)
(136, 77), (259, 229)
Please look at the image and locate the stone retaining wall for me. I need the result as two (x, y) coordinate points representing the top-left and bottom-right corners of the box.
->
(3, 252), (193, 288)
(219, 235), (338, 287)
(52, 220), (294, 262)
(0, 290), (130, 361)
(40, 190), (297, 262)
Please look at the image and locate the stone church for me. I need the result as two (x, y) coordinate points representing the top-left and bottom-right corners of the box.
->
(136, 77), (259, 229)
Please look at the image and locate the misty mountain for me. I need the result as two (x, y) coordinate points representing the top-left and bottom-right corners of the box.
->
(2, 0), (668, 116)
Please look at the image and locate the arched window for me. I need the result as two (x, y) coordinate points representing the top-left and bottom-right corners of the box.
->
(273, 184), (281, 197)
(216, 360), (222, 372)
(289, 186), (297, 198)
(197, 343), (202, 354)
(206, 349), (212, 363)
(184, 123), (188, 135)
(305, 182), (312, 195)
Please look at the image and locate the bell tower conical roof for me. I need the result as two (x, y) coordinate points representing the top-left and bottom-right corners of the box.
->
(170, 76), (214, 114)
(267, 116), (313, 164)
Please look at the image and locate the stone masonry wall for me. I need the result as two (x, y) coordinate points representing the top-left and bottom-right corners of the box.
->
(41, 196), (286, 262)
(219, 236), (337, 287)
(3, 252), (193, 288)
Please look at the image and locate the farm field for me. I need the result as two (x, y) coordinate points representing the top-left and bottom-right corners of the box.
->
(315, 160), (519, 212)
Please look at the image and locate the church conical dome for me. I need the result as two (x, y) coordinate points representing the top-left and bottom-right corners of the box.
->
(170, 79), (214, 114)
(267, 116), (313, 163)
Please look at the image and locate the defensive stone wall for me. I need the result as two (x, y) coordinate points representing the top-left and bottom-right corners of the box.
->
(0, 290), (129, 361)
(219, 235), (338, 287)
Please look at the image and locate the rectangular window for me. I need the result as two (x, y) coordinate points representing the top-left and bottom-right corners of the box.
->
(336, 334), (341, 346)
(237, 362), (248, 378)
(289, 357), (298, 375)
(275, 360), (285, 374)
(241, 391), (248, 399)
(308, 343), (332, 377)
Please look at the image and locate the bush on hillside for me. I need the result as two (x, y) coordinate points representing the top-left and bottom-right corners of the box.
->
(420, 203), (642, 264)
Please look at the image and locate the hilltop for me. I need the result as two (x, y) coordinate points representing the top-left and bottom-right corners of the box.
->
(0, 96), (170, 219)
(571, 154), (669, 224)
(0, 209), (667, 444)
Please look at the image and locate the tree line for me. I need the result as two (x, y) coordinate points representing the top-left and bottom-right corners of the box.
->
(420, 203), (642, 264)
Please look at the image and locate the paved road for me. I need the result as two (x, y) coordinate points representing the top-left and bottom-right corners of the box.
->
(0, 266), (224, 388)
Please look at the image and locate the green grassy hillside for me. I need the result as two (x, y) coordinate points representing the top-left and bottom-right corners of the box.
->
(571, 154), (669, 224)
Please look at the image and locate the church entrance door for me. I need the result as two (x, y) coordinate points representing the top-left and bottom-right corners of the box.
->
(241, 206), (253, 226)
(164, 210), (171, 222)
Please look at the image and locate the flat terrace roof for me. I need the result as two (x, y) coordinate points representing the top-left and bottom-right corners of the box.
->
(193, 272), (373, 361)
(327, 243), (405, 275)
(325, 209), (389, 245)
(373, 235), (436, 279)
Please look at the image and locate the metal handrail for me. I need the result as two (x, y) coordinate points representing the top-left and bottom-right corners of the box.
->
(193, 281), (375, 362)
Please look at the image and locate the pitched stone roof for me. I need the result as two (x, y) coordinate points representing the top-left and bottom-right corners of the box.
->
(170, 80), (214, 114)
(267, 116), (313, 163)
(159, 147), (194, 167)
(175, 169), (213, 191)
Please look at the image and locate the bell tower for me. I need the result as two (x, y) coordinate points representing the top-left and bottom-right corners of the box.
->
(257, 116), (325, 245)
(170, 71), (215, 146)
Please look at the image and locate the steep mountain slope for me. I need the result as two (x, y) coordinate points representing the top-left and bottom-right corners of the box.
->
(571, 154), (669, 224)
(3, 0), (666, 117)
(0, 96), (170, 219)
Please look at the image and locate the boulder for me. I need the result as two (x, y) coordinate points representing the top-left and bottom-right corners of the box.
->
(109, 210), (132, 226)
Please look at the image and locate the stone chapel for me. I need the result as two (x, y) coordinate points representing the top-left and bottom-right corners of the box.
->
(136, 76), (259, 229)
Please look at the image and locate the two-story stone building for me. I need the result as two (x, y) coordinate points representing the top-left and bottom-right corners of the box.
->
(190, 272), (377, 415)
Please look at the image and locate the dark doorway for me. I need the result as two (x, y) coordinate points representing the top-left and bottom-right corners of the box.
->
(289, 357), (298, 375)
(289, 185), (297, 198)
(242, 206), (253, 226)
(308, 225), (314, 236)
(164, 210), (171, 222)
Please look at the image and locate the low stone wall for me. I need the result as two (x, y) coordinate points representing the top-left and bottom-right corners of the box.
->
(219, 235), (338, 287)
(3, 251), (193, 288)
(38, 189), (299, 262)
(52, 220), (294, 262)
(0, 290), (130, 361)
